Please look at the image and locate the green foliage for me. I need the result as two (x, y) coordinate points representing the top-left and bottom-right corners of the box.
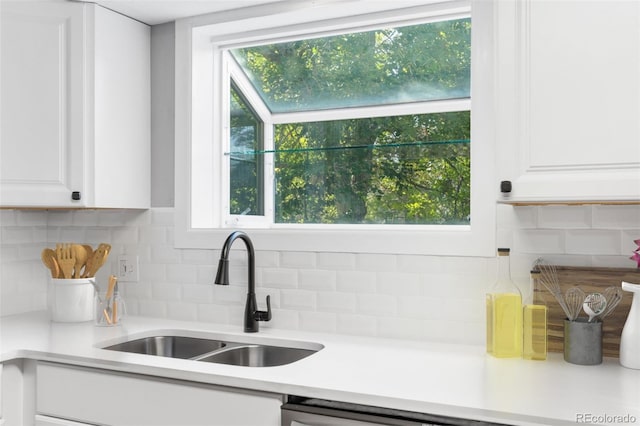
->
(229, 18), (471, 224)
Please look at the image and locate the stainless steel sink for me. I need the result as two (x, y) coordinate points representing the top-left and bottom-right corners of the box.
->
(103, 336), (226, 359)
(197, 344), (317, 367)
(102, 334), (322, 367)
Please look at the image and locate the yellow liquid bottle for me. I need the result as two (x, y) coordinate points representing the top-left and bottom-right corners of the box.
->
(486, 248), (523, 358)
(523, 304), (547, 360)
(523, 270), (547, 360)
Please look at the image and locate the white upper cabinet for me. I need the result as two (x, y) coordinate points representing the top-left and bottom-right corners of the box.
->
(495, 0), (640, 203)
(1, 1), (150, 208)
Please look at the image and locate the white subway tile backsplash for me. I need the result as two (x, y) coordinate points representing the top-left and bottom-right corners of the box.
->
(166, 264), (198, 284)
(197, 265), (216, 284)
(299, 311), (337, 333)
(71, 210), (101, 226)
(256, 250), (279, 268)
(377, 317), (423, 340)
(317, 291), (356, 313)
(298, 269), (336, 291)
(267, 309), (299, 330)
(355, 253), (397, 272)
(180, 249), (214, 265)
(212, 284), (245, 304)
(280, 251), (316, 269)
(262, 268), (298, 288)
(356, 293), (396, 315)
(167, 301), (198, 321)
(139, 226), (169, 245)
(397, 296), (432, 319)
(150, 245), (184, 264)
(0, 210), (17, 225)
(197, 303), (230, 324)
(2, 203), (639, 344)
(336, 270), (376, 293)
(0, 246), (19, 262)
(139, 262), (167, 283)
(58, 228), (89, 245)
(16, 211), (48, 226)
(511, 206), (537, 229)
(396, 254), (443, 273)
(593, 205), (640, 229)
(316, 252), (356, 270)
(565, 229), (621, 255)
(97, 211), (129, 226)
(281, 290), (316, 310)
(376, 272), (420, 295)
(515, 229), (565, 253)
(336, 314), (377, 336)
(1, 227), (34, 244)
(150, 208), (174, 226)
(84, 228), (112, 244)
(111, 227), (140, 244)
(152, 282), (183, 300)
(138, 299), (168, 317)
(537, 205), (592, 229)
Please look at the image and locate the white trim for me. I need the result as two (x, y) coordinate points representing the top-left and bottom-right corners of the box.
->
(269, 99), (471, 125)
(175, 0), (496, 256)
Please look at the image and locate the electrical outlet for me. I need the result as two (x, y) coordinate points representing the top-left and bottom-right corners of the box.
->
(118, 254), (139, 282)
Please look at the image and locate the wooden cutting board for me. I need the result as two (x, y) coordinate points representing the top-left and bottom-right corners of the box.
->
(532, 266), (640, 358)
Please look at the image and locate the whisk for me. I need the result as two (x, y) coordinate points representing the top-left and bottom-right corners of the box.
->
(564, 286), (586, 321)
(534, 258), (571, 319)
(596, 286), (623, 320)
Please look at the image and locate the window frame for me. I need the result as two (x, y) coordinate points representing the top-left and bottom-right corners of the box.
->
(175, 0), (496, 256)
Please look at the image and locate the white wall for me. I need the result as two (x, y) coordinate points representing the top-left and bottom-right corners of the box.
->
(1, 204), (638, 345)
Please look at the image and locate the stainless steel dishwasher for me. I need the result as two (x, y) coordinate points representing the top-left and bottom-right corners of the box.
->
(281, 397), (509, 426)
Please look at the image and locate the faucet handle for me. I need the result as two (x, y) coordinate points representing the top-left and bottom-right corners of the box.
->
(255, 295), (272, 322)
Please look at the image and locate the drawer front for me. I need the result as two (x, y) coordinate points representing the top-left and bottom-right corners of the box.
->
(37, 362), (282, 426)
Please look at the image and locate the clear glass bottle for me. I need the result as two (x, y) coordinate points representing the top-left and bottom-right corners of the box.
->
(486, 248), (522, 357)
(523, 270), (547, 360)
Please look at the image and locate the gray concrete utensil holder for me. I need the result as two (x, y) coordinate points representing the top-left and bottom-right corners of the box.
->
(564, 319), (602, 365)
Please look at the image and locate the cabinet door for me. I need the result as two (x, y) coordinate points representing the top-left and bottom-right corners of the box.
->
(496, 0), (640, 202)
(35, 415), (95, 426)
(36, 362), (282, 426)
(0, 2), (86, 207)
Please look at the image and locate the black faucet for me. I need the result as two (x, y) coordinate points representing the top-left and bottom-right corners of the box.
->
(214, 231), (271, 332)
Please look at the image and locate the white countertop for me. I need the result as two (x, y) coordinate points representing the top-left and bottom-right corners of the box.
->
(1, 311), (639, 426)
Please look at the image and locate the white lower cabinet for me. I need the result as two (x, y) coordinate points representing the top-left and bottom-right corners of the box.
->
(0, 364), (3, 426)
(35, 415), (94, 426)
(36, 362), (282, 426)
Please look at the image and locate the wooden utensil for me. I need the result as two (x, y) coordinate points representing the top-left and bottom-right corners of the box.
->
(82, 244), (94, 265)
(71, 244), (89, 278)
(103, 275), (118, 324)
(83, 243), (111, 278)
(41, 248), (61, 278)
(56, 243), (75, 279)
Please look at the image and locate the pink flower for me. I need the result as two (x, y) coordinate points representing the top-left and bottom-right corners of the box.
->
(633, 239), (640, 268)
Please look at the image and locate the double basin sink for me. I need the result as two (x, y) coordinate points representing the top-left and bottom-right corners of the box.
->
(103, 335), (322, 367)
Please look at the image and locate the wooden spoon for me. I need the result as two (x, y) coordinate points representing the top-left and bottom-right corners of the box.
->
(83, 243), (111, 278)
(71, 244), (89, 278)
(41, 248), (60, 278)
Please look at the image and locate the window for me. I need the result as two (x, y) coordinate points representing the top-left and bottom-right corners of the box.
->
(176, 1), (496, 256)
(227, 17), (471, 226)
